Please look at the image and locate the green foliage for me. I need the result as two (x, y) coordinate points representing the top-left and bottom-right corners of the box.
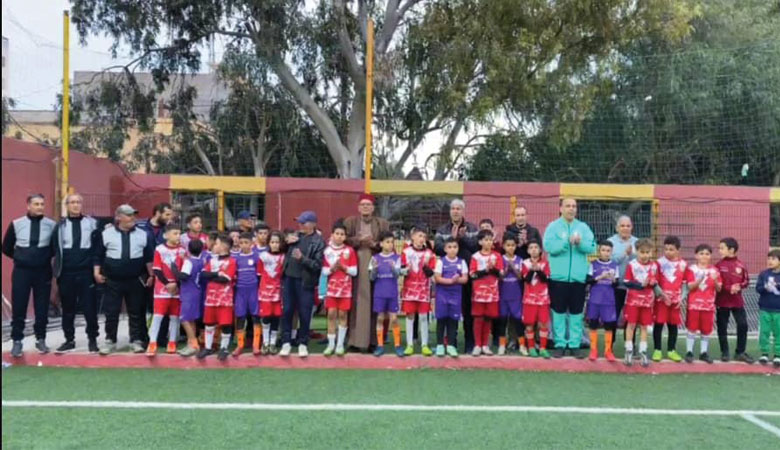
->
(469, 0), (780, 186)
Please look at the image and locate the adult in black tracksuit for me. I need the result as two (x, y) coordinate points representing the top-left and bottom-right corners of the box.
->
(51, 193), (100, 353)
(434, 199), (479, 353)
(2, 194), (56, 357)
(93, 204), (155, 354)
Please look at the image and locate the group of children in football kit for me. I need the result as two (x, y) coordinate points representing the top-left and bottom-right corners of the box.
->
(146, 216), (286, 361)
(141, 211), (780, 368)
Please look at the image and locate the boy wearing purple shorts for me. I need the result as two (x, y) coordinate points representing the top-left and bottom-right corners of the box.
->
(171, 239), (206, 357)
(586, 240), (619, 361)
(370, 231), (403, 357)
(433, 237), (468, 357)
(232, 232), (260, 357)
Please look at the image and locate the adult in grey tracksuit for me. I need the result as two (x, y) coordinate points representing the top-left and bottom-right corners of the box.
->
(2, 194), (56, 357)
(93, 204), (155, 354)
(51, 193), (100, 352)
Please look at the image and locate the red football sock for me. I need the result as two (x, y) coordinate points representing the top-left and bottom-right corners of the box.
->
(473, 318), (484, 347)
(539, 325), (549, 348)
(482, 319), (491, 346)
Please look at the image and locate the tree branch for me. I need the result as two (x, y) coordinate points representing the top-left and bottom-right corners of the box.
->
(335, 0), (366, 88)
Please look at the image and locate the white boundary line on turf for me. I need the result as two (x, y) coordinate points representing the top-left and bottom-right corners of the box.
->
(741, 414), (780, 438)
(3, 401), (780, 418)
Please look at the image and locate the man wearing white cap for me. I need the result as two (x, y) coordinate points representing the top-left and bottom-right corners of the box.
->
(93, 204), (156, 354)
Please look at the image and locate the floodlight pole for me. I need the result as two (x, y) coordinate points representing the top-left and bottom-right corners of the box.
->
(61, 10), (71, 212)
(364, 18), (374, 194)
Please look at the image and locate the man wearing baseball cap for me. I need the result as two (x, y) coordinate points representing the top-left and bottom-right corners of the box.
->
(280, 210), (325, 357)
(236, 210), (254, 234)
(93, 204), (156, 354)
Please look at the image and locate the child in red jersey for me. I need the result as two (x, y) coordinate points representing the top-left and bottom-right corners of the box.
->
(685, 244), (723, 364)
(147, 225), (187, 356)
(401, 226), (436, 356)
(197, 233), (237, 361)
(622, 238), (658, 367)
(469, 229), (504, 356)
(522, 240), (551, 359)
(715, 237), (753, 363)
(653, 236), (687, 362)
(322, 222), (358, 356)
(257, 231), (285, 355)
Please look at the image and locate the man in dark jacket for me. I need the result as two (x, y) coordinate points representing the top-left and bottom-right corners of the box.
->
(51, 193), (100, 353)
(2, 194), (56, 357)
(137, 202), (173, 345)
(434, 199), (479, 353)
(504, 206), (542, 259)
(280, 210), (325, 357)
(93, 204), (155, 354)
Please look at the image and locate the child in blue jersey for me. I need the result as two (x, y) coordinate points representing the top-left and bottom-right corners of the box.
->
(233, 232), (261, 356)
(498, 233), (524, 355)
(586, 240), (619, 362)
(370, 231), (404, 357)
(433, 237), (468, 357)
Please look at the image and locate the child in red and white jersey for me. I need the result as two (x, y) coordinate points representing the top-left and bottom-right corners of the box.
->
(684, 244), (723, 364)
(521, 240), (551, 359)
(653, 235), (687, 362)
(322, 222), (358, 356)
(257, 231), (285, 354)
(622, 238), (658, 367)
(401, 226), (436, 356)
(469, 229), (504, 356)
(197, 233), (237, 361)
(147, 225), (187, 356)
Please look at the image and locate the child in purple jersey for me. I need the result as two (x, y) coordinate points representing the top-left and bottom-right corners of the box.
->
(433, 237), (468, 357)
(232, 232), (261, 357)
(370, 231), (404, 357)
(586, 240), (620, 362)
(170, 239), (205, 357)
(498, 234), (524, 356)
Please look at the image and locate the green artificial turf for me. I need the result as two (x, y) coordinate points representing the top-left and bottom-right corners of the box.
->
(3, 367), (779, 449)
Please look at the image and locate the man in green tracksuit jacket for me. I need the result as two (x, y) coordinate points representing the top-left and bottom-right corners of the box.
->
(543, 198), (596, 358)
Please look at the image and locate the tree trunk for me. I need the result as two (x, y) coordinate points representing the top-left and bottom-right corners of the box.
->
(346, 94), (367, 179)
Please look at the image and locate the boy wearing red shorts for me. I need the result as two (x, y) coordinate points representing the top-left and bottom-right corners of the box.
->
(147, 225), (187, 356)
(401, 226), (436, 356)
(197, 233), (237, 361)
(522, 240), (551, 359)
(322, 222), (358, 356)
(684, 244), (722, 364)
(469, 229), (504, 356)
(622, 238), (658, 367)
(653, 236), (687, 362)
(257, 231), (285, 355)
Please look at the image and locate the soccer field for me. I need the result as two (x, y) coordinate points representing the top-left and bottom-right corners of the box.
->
(3, 367), (779, 449)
